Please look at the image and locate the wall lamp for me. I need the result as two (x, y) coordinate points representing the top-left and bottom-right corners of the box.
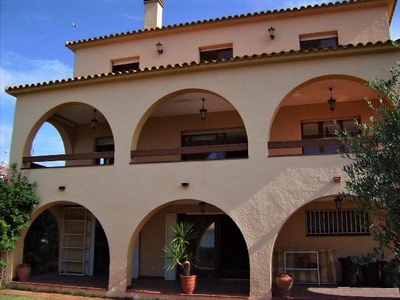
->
(268, 27), (275, 40)
(199, 98), (207, 122)
(333, 176), (341, 183)
(58, 186), (66, 191)
(181, 182), (189, 188)
(327, 87), (336, 112)
(334, 196), (343, 210)
(199, 202), (207, 214)
(91, 109), (98, 130)
(156, 42), (163, 54)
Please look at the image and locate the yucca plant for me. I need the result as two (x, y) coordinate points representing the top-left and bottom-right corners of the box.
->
(164, 221), (197, 276)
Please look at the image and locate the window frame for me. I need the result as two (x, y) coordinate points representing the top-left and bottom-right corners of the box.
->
(301, 117), (361, 154)
(199, 44), (233, 62)
(299, 32), (338, 50)
(111, 57), (140, 72)
(306, 209), (370, 236)
(181, 127), (247, 161)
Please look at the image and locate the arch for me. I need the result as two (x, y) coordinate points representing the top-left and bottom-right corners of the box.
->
(130, 88), (248, 163)
(17, 200), (110, 283)
(23, 102), (115, 167)
(271, 194), (376, 287)
(267, 75), (379, 156)
(126, 199), (250, 295)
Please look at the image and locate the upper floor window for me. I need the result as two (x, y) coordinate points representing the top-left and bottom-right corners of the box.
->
(112, 58), (139, 72)
(199, 45), (233, 61)
(300, 32), (338, 50)
(182, 128), (247, 161)
(302, 118), (360, 154)
(96, 137), (114, 165)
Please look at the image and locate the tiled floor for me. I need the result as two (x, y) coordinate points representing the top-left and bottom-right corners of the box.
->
(3, 272), (399, 299)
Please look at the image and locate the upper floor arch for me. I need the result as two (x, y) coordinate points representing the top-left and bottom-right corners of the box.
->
(23, 102), (114, 168)
(268, 75), (379, 157)
(131, 89), (249, 163)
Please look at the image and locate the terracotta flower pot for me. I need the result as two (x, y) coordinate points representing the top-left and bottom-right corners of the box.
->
(276, 273), (293, 297)
(17, 263), (31, 282)
(180, 274), (197, 294)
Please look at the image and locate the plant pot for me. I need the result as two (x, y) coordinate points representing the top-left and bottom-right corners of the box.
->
(180, 274), (197, 294)
(17, 263), (31, 282)
(276, 273), (293, 297)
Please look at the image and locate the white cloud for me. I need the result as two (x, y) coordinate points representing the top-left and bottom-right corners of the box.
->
(0, 52), (72, 164)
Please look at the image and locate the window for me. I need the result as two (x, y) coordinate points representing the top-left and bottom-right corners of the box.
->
(112, 58), (139, 72)
(95, 137), (114, 165)
(306, 210), (370, 236)
(200, 47), (233, 61)
(300, 32), (338, 50)
(302, 118), (360, 154)
(182, 128), (247, 161)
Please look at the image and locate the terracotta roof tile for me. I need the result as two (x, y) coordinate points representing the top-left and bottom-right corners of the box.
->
(65, 0), (396, 48)
(6, 40), (397, 94)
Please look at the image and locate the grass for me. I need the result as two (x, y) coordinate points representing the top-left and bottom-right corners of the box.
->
(0, 294), (47, 300)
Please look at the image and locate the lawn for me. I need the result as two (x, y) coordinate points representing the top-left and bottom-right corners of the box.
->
(0, 294), (45, 300)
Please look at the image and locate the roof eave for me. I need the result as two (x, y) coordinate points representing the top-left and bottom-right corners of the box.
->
(7, 41), (399, 97)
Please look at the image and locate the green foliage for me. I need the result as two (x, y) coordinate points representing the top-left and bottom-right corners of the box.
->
(0, 164), (39, 285)
(23, 210), (59, 274)
(163, 221), (197, 276)
(337, 61), (400, 275)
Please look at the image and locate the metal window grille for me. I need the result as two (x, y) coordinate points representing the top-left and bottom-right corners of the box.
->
(306, 209), (370, 236)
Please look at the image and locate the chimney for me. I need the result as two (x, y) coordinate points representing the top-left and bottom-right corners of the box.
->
(144, 0), (165, 30)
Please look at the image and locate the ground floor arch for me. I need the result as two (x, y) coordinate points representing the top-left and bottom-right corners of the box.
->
(128, 199), (250, 295)
(17, 202), (110, 283)
(272, 195), (378, 287)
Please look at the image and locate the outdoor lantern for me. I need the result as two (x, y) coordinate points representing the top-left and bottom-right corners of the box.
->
(199, 201), (207, 214)
(156, 42), (163, 54)
(327, 87), (336, 112)
(199, 98), (207, 121)
(268, 27), (275, 40)
(91, 109), (98, 130)
(334, 196), (343, 210)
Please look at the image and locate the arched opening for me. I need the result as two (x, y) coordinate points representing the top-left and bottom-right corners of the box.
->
(23, 209), (59, 275)
(21, 203), (110, 288)
(268, 76), (379, 157)
(31, 122), (65, 167)
(272, 196), (378, 289)
(130, 90), (248, 163)
(128, 200), (250, 296)
(23, 103), (114, 168)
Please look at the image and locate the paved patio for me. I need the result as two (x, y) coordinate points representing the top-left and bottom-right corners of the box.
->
(3, 272), (399, 299)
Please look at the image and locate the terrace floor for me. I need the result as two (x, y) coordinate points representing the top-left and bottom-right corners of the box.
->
(5, 272), (399, 299)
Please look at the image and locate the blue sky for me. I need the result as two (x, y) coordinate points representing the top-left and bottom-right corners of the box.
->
(1, 0), (399, 165)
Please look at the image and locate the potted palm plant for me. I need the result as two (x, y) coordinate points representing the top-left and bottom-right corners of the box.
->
(164, 221), (197, 294)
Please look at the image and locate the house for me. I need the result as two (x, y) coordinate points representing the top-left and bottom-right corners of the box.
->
(5, 0), (399, 299)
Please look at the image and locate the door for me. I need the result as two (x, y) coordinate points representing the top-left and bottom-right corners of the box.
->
(178, 214), (249, 279)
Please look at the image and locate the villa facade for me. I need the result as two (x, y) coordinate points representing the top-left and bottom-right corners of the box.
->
(5, 0), (400, 299)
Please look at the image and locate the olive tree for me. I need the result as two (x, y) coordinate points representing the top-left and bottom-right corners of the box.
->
(338, 61), (399, 285)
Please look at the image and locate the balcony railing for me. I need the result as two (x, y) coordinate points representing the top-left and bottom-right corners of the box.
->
(22, 144), (248, 168)
(131, 143), (248, 159)
(23, 151), (115, 168)
(268, 137), (347, 156)
(21, 138), (346, 167)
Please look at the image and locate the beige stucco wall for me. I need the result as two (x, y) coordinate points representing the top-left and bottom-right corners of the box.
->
(71, 4), (391, 77)
(9, 47), (399, 299)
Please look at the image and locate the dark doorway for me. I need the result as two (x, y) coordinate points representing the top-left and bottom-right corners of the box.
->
(178, 214), (249, 279)
(23, 210), (59, 275)
(93, 219), (110, 275)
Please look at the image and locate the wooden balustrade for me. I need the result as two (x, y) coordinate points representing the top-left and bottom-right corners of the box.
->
(21, 138), (346, 167)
